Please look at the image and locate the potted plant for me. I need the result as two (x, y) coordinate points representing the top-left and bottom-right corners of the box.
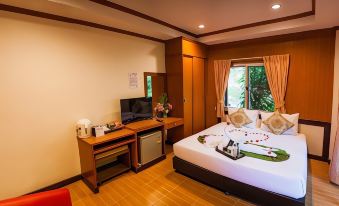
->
(154, 93), (173, 118)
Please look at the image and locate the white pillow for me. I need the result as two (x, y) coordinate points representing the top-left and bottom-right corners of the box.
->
(227, 107), (259, 129)
(260, 112), (299, 135)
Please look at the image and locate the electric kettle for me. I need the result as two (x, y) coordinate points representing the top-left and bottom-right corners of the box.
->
(76, 118), (92, 138)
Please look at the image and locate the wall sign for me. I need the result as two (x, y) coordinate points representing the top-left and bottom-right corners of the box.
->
(128, 72), (138, 89)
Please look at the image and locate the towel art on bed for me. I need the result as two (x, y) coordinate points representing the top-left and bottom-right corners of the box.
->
(197, 127), (290, 162)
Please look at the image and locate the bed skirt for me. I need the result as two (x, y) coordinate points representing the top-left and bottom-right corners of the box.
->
(172, 156), (305, 206)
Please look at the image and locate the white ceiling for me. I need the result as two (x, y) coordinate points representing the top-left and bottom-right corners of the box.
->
(0, 0), (338, 45)
(109, 0), (312, 34)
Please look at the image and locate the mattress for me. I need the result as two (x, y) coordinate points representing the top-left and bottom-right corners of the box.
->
(173, 122), (307, 199)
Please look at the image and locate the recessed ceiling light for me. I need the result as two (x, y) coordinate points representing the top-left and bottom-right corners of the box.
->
(198, 24), (205, 29)
(272, 4), (281, 9)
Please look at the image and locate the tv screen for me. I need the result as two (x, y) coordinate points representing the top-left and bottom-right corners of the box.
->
(120, 97), (153, 124)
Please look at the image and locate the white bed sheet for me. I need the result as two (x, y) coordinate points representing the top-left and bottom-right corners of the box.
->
(173, 122), (307, 199)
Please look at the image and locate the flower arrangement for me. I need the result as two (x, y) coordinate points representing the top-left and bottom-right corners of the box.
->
(154, 93), (172, 118)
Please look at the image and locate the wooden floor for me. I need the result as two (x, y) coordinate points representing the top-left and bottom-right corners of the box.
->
(66, 148), (339, 206)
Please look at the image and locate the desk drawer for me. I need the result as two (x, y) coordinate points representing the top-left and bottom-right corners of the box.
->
(165, 119), (184, 130)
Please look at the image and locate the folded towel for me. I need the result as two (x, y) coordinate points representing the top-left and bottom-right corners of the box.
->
(200, 135), (224, 148)
(240, 143), (277, 157)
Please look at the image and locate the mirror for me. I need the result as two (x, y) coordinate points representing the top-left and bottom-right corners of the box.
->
(144, 72), (167, 113)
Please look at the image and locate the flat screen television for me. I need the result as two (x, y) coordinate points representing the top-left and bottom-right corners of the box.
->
(120, 97), (153, 124)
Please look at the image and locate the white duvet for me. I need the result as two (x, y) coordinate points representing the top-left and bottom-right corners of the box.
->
(173, 122), (307, 199)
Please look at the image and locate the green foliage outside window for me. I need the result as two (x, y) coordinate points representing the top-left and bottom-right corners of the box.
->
(226, 66), (274, 112)
(227, 67), (246, 108)
(147, 76), (152, 97)
(248, 66), (274, 112)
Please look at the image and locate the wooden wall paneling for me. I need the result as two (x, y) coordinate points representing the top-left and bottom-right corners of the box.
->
(192, 57), (205, 133)
(284, 31), (335, 122)
(206, 29), (336, 124)
(183, 56), (193, 137)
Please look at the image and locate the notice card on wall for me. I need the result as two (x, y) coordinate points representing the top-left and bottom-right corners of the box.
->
(128, 72), (138, 89)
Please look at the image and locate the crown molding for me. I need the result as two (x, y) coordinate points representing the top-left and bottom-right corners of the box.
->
(197, 11), (315, 38)
(92, 0), (315, 38)
(0, 3), (165, 43)
(90, 0), (198, 38)
(0, 1), (328, 44)
(208, 27), (335, 48)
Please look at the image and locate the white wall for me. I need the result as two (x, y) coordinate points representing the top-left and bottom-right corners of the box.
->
(0, 12), (165, 199)
(330, 30), (339, 159)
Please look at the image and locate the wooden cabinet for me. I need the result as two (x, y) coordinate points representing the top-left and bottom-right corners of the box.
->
(192, 57), (205, 134)
(165, 37), (206, 141)
(183, 56), (193, 137)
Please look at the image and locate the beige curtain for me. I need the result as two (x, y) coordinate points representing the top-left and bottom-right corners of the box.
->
(330, 91), (339, 185)
(263, 54), (290, 113)
(214, 60), (231, 120)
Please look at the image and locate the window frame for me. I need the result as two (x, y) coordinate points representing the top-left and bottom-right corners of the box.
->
(226, 61), (268, 110)
(143, 72), (167, 97)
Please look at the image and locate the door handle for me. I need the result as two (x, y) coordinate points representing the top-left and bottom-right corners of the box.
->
(183, 98), (186, 103)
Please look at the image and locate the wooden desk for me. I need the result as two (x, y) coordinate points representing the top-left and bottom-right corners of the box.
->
(160, 117), (184, 130)
(125, 119), (164, 132)
(77, 129), (137, 193)
(161, 117), (184, 143)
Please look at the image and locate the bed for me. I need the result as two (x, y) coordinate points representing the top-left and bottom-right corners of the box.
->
(173, 122), (307, 206)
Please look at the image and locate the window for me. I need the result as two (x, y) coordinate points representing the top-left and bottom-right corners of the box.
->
(146, 76), (152, 97)
(226, 64), (275, 112)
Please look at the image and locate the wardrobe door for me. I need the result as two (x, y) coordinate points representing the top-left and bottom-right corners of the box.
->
(192, 57), (205, 133)
(183, 56), (193, 137)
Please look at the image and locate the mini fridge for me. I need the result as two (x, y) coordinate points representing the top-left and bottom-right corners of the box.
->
(140, 131), (162, 165)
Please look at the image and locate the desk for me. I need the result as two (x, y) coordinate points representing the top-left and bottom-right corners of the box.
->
(77, 129), (137, 193)
(160, 117), (184, 130)
(77, 117), (184, 192)
(161, 117), (184, 143)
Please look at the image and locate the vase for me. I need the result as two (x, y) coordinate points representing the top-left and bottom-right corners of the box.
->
(163, 112), (168, 118)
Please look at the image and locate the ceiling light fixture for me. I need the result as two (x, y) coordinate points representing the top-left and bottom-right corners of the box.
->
(198, 24), (205, 29)
(272, 4), (281, 10)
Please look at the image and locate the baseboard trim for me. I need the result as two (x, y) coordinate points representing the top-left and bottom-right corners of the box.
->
(26, 175), (82, 195)
(308, 154), (330, 163)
